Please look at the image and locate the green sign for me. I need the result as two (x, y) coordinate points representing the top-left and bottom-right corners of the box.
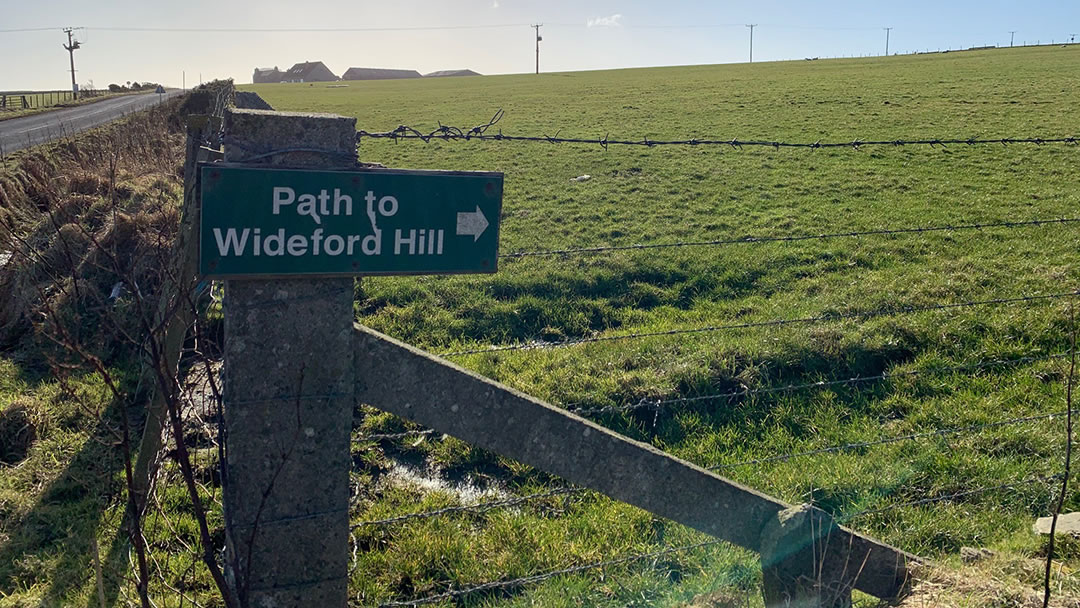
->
(200, 165), (503, 277)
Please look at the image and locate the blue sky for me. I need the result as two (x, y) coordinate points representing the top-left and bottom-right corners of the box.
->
(1, 0), (1078, 90)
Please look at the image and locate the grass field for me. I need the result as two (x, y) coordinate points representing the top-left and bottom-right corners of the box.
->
(243, 45), (1080, 607)
(1, 46), (1078, 608)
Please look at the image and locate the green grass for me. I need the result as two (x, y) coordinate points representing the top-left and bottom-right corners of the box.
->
(2, 48), (1078, 607)
(245, 45), (1080, 606)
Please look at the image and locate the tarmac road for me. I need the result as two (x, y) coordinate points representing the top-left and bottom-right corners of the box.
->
(0, 90), (184, 155)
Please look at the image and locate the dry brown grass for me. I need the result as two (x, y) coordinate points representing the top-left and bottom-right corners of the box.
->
(0, 99), (186, 351)
(883, 553), (1080, 608)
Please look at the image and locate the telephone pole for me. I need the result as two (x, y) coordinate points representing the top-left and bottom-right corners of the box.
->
(532, 24), (543, 74)
(63, 27), (81, 99)
(1009, 30), (1017, 47)
(746, 24), (757, 63)
(884, 27), (892, 55)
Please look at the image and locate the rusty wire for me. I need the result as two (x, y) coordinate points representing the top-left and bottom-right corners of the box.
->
(356, 109), (1080, 150)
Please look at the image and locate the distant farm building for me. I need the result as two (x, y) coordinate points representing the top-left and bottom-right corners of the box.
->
(424, 69), (482, 78)
(252, 67), (284, 84)
(342, 67), (422, 81)
(282, 61), (339, 83)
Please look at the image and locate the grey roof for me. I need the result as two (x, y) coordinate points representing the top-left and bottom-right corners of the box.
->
(285, 61), (337, 80)
(342, 67), (422, 80)
(423, 69), (481, 78)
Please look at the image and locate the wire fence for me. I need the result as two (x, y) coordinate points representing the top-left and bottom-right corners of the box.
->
(500, 217), (1080, 259)
(14, 90), (1074, 607)
(343, 110), (1080, 605)
(355, 109), (1080, 150)
(371, 540), (724, 608)
(440, 290), (1078, 357)
(351, 352), (1071, 528)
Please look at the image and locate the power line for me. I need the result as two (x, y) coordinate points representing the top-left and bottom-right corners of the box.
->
(747, 24), (757, 63)
(62, 27), (81, 99)
(533, 23), (544, 75)
(79, 24), (535, 33)
(0, 26), (68, 33)
(440, 291), (1079, 357)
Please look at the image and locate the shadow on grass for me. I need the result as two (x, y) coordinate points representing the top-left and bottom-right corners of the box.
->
(0, 398), (134, 607)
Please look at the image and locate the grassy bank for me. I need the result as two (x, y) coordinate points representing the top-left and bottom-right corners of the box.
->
(0, 96), (199, 607)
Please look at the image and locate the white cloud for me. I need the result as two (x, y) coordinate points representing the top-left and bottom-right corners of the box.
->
(587, 14), (622, 28)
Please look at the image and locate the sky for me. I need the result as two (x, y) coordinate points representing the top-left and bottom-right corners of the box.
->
(1, 0), (1079, 91)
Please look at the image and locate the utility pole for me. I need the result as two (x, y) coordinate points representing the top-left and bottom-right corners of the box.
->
(532, 24), (542, 74)
(1009, 31), (1017, 47)
(63, 27), (81, 99)
(747, 24), (757, 63)
(884, 27), (892, 55)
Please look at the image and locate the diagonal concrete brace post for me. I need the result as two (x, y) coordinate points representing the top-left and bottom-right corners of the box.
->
(222, 109), (357, 607)
(352, 325), (914, 604)
(760, 505), (853, 608)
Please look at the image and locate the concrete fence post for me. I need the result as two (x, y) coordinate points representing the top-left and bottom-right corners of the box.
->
(760, 505), (852, 608)
(221, 108), (358, 607)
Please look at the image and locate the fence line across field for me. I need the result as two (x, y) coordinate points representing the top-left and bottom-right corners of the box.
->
(351, 407), (1075, 530)
(354, 109), (1080, 150)
(357, 475), (1064, 606)
(501, 217), (1080, 259)
(441, 290), (1079, 357)
(841, 474), (1064, 522)
(567, 350), (1071, 417)
(371, 539), (724, 608)
(351, 349), (1072, 529)
(358, 473), (1060, 608)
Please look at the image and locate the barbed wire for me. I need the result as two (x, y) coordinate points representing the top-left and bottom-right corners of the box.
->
(441, 291), (1079, 357)
(715, 408), (1076, 472)
(355, 109), (1080, 150)
(349, 352), (1069, 526)
(841, 474), (1063, 522)
(376, 539), (722, 607)
(501, 217), (1080, 259)
(351, 487), (579, 528)
(570, 351), (1069, 417)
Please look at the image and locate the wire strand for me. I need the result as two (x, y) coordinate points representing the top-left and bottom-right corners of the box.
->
(375, 539), (722, 607)
(356, 112), (1080, 150)
(441, 291), (1079, 357)
(501, 217), (1080, 259)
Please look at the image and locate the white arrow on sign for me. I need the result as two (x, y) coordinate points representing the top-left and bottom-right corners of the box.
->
(456, 206), (489, 242)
